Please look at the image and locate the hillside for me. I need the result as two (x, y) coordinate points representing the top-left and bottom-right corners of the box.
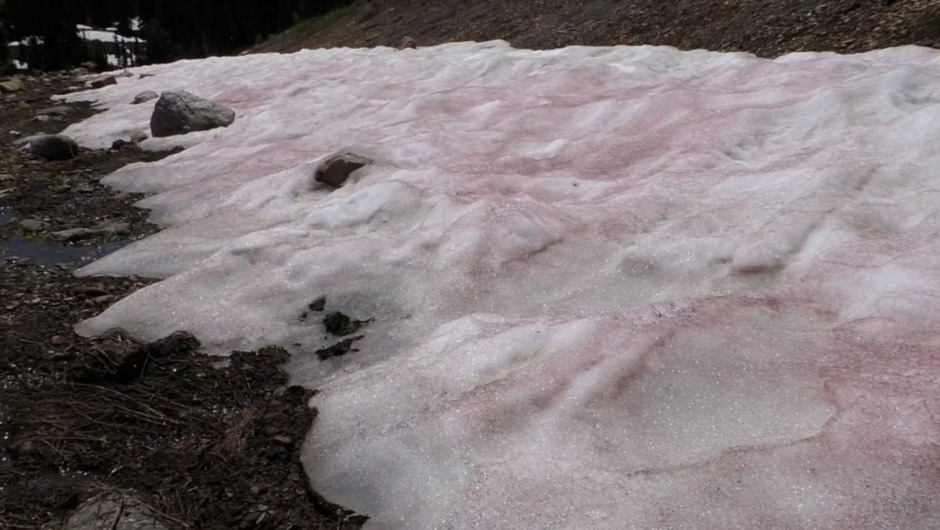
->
(253, 0), (940, 56)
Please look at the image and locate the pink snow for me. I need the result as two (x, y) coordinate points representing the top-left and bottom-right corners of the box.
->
(61, 42), (940, 528)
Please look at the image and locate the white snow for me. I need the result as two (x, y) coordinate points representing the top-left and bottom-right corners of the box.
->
(60, 42), (940, 528)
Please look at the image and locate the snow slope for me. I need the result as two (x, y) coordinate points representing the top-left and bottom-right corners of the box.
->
(63, 42), (940, 528)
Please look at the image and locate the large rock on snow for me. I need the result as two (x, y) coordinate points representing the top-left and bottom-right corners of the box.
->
(89, 75), (117, 89)
(149, 91), (235, 138)
(314, 152), (372, 188)
(27, 134), (80, 161)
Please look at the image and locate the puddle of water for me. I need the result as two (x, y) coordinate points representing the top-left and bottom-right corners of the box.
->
(0, 208), (127, 266)
(1, 237), (125, 266)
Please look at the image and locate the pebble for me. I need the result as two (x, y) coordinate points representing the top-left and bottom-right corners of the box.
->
(50, 335), (67, 345)
(271, 435), (293, 446)
(92, 294), (115, 305)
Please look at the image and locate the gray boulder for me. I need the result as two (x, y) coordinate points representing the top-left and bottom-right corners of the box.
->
(131, 90), (158, 104)
(314, 152), (373, 188)
(27, 134), (80, 161)
(150, 91), (235, 138)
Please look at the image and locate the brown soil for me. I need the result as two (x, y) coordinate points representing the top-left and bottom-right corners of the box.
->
(0, 74), (364, 529)
(253, 0), (940, 56)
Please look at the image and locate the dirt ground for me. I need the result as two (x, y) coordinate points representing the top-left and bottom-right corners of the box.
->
(253, 0), (940, 56)
(0, 75), (364, 529)
(2, 2), (939, 528)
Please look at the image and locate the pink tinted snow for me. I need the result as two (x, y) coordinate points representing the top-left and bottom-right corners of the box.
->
(60, 43), (940, 528)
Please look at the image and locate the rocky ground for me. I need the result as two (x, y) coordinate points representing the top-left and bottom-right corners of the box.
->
(2, 2), (939, 528)
(254, 0), (940, 56)
(0, 74), (363, 529)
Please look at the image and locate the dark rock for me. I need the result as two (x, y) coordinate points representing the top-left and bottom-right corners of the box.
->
(90, 76), (118, 88)
(150, 90), (236, 138)
(111, 138), (130, 150)
(400, 35), (418, 49)
(132, 90), (158, 104)
(323, 311), (371, 336)
(314, 152), (372, 188)
(314, 336), (363, 360)
(27, 134), (80, 161)
(148, 330), (201, 359)
(307, 296), (326, 311)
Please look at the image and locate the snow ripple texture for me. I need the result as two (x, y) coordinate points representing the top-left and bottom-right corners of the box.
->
(63, 42), (940, 528)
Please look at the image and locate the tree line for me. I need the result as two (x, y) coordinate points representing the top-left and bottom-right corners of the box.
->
(1, 0), (356, 71)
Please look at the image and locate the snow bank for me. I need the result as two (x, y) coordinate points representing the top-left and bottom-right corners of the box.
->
(62, 42), (940, 528)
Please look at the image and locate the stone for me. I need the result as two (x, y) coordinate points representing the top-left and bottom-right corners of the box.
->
(271, 435), (293, 446)
(63, 493), (169, 530)
(19, 219), (46, 231)
(111, 138), (130, 150)
(51, 227), (94, 242)
(90, 75), (117, 88)
(27, 134), (80, 161)
(400, 36), (418, 49)
(0, 78), (23, 92)
(50, 335), (67, 346)
(79, 61), (97, 71)
(70, 67), (89, 76)
(95, 220), (130, 235)
(129, 130), (148, 143)
(37, 105), (72, 116)
(314, 152), (372, 188)
(150, 90), (236, 138)
(31, 115), (50, 122)
(131, 90), (158, 104)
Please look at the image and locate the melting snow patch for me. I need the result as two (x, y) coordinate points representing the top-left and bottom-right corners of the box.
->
(62, 42), (940, 528)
